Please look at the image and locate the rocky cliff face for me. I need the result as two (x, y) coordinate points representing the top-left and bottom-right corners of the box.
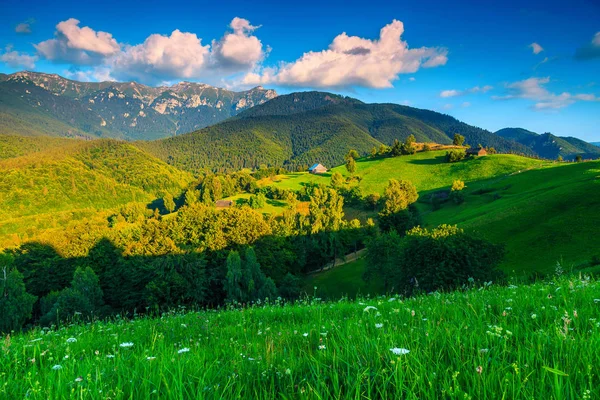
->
(0, 71), (277, 140)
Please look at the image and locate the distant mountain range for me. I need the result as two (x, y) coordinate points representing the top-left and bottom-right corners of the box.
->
(0, 71), (276, 140)
(139, 91), (534, 173)
(495, 128), (600, 160)
(1, 73), (598, 171)
(592, 142), (600, 147)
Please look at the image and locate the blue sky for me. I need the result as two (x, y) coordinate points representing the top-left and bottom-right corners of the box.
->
(1, 0), (599, 141)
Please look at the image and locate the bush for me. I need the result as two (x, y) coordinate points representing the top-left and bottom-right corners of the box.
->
(364, 225), (504, 295)
(397, 225), (504, 294)
(446, 149), (466, 163)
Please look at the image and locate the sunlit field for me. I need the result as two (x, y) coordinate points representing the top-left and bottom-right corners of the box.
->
(2, 275), (599, 399)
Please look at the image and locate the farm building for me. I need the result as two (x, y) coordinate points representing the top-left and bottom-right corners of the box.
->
(308, 163), (328, 174)
(466, 148), (487, 156)
(215, 200), (233, 208)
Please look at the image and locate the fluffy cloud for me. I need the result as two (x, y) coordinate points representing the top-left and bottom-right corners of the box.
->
(440, 85), (492, 97)
(243, 20), (447, 88)
(35, 18), (120, 65)
(110, 30), (210, 82)
(494, 77), (600, 109)
(529, 42), (544, 54)
(15, 20), (33, 34)
(211, 17), (265, 70)
(64, 67), (114, 82)
(33, 17), (265, 84)
(575, 32), (600, 60)
(0, 46), (37, 69)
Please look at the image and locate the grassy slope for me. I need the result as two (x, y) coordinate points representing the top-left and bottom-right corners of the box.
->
(422, 160), (600, 274)
(3, 276), (599, 399)
(268, 150), (548, 195)
(303, 258), (384, 299)
(266, 152), (599, 276)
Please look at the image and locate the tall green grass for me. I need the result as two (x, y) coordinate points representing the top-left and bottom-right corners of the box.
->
(2, 275), (599, 399)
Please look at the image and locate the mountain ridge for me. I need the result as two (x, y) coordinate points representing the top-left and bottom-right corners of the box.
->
(495, 127), (600, 160)
(139, 91), (534, 173)
(0, 71), (277, 140)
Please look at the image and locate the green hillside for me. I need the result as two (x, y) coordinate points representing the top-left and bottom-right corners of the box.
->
(0, 135), (82, 160)
(263, 151), (599, 275)
(422, 160), (600, 274)
(496, 128), (600, 160)
(0, 139), (194, 247)
(141, 92), (533, 174)
(267, 150), (547, 195)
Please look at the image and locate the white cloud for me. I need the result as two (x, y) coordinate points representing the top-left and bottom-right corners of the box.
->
(575, 32), (600, 60)
(0, 46), (37, 69)
(34, 17), (265, 84)
(110, 30), (210, 82)
(440, 89), (460, 98)
(64, 67), (114, 82)
(442, 103), (453, 110)
(494, 77), (600, 110)
(409, 77), (416, 81)
(211, 17), (265, 70)
(461, 102), (471, 108)
(529, 42), (544, 54)
(439, 85), (492, 97)
(243, 20), (447, 89)
(15, 21), (32, 34)
(35, 18), (120, 65)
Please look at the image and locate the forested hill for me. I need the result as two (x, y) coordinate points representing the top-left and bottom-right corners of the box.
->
(496, 128), (600, 160)
(140, 91), (533, 174)
(0, 138), (194, 223)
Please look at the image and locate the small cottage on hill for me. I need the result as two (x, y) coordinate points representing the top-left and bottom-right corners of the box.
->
(215, 200), (233, 208)
(466, 147), (487, 156)
(308, 163), (328, 174)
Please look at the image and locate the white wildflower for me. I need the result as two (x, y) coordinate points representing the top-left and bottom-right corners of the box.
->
(52, 365), (62, 370)
(106, 354), (115, 358)
(531, 314), (537, 319)
(363, 306), (377, 312)
(390, 348), (410, 355)
(318, 345), (326, 350)
(66, 338), (77, 343)
(178, 348), (190, 354)
(146, 356), (156, 360)
(303, 333), (309, 337)
(119, 342), (134, 348)
(375, 323), (383, 329)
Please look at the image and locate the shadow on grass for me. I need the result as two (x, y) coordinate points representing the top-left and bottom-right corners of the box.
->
(407, 155), (447, 165)
(267, 199), (286, 207)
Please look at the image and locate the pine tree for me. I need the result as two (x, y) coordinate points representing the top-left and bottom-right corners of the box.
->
(0, 265), (36, 333)
(225, 251), (243, 303)
(163, 193), (176, 213)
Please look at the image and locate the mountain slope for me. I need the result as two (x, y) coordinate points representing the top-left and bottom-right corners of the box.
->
(496, 128), (600, 160)
(592, 142), (600, 147)
(0, 71), (277, 140)
(141, 92), (532, 173)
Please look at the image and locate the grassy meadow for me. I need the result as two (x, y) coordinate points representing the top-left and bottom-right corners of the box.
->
(2, 275), (599, 399)
(263, 150), (549, 194)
